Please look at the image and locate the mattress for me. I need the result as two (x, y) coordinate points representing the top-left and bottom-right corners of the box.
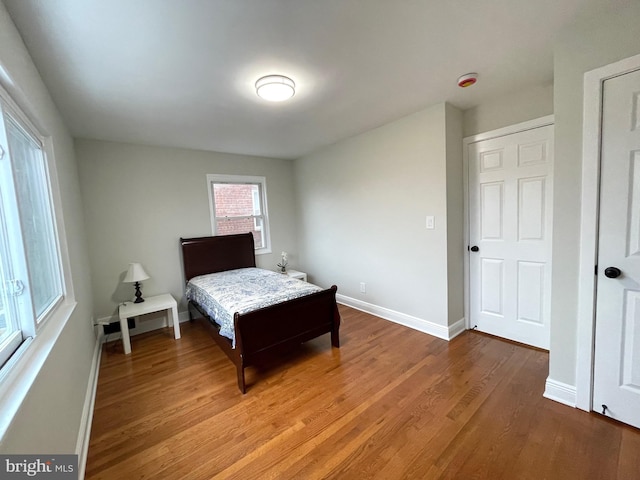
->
(185, 267), (322, 347)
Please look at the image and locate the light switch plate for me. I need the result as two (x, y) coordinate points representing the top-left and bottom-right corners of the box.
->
(426, 215), (435, 229)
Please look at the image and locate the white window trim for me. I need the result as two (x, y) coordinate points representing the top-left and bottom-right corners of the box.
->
(0, 301), (76, 440)
(0, 75), (76, 441)
(206, 174), (272, 255)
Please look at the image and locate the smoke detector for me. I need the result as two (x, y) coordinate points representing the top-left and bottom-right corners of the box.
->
(457, 73), (478, 88)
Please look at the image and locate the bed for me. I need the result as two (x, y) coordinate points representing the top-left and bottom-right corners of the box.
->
(180, 233), (340, 393)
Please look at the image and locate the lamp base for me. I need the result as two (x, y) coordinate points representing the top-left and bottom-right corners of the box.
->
(133, 281), (145, 303)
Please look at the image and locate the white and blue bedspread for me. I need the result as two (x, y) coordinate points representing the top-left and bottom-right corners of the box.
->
(185, 267), (322, 347)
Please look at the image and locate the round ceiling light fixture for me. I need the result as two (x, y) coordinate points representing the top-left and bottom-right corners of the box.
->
(457, 73), (478, 88)
(255, 75), (295, 102)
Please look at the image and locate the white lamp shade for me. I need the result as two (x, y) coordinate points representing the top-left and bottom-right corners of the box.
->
(123, 263), (150, 283)
(255, 75), (295, 102)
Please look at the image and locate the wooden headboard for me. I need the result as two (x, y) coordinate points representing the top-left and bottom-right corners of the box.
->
(180, 233), (257, 281)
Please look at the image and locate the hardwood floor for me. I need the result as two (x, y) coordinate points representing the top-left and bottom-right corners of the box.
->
(86, 305), (640, 479)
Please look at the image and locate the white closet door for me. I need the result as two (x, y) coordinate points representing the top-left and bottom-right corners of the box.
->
(468, 124), (553, 349)
(593, 68), (640, 429)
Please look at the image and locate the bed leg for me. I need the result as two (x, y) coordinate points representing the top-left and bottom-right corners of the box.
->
(331, 298), (341, 348)
(332, 302), (340, 348)
(331, 329), (340, 348)
(237, 363), (246, 394)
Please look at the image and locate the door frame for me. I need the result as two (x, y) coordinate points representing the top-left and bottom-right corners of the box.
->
(576, 52), (640, 412)
(463, 115), (554, 332)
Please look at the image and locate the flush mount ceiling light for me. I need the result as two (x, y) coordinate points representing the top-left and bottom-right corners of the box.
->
(255, 75), (295, 102)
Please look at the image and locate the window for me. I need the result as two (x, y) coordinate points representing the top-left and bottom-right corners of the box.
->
(207, 174), (271, 254)
(0, 87), (63, 368)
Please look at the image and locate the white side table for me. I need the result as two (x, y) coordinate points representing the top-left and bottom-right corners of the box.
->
(286, 269), (307, 282)
(118, 293), (180, 354)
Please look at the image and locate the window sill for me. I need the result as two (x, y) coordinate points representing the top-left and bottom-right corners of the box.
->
(0, 300), (77, 442)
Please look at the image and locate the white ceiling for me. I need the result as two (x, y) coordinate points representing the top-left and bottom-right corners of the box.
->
(2, 0), (617, 159)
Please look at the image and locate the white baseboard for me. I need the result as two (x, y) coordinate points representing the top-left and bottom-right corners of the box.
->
(448, 317), (466, 340)
(336, 294), (465, 341)
(543, 377), (577, 407)
(75, 331), (103, 479)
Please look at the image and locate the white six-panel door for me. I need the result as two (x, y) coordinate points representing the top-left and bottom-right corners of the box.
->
(468, 124), (554, 349)
(592, 68), (640, 429)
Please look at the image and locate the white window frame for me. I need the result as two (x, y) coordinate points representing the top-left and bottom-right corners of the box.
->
(0, 78), (76, 440)
(206, 174), (271, 255)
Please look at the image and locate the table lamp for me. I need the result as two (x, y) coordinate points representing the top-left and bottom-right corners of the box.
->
(123, 262), (150, 303)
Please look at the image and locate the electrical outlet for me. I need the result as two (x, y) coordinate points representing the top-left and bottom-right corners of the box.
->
(360, 282), (366, 294)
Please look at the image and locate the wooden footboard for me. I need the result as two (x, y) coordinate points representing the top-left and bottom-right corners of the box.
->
(189, 285), (340, 393)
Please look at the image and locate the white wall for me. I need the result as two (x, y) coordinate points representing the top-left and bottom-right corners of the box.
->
(549, 2), (640, 387)
(75, 139), (298, 320)
(0, 3), (95, 453)
(445, 104), (464, 326)
(294, 102), (463, 331)
(463, 83), (553, 138)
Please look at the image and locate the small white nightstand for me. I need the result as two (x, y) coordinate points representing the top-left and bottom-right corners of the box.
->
(286, 269), (307, 282)
(118, 293), (180, 354)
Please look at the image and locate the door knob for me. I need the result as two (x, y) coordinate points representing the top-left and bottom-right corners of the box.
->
(604, 267), (622, 278)
(470, 246), (479, 252)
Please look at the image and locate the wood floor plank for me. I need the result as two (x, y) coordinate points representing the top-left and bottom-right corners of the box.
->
(86, 305), (640, 479)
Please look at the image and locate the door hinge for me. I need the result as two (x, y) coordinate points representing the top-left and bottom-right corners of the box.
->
(595, 264), (598, 275)
(0, 145), (4, 160)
